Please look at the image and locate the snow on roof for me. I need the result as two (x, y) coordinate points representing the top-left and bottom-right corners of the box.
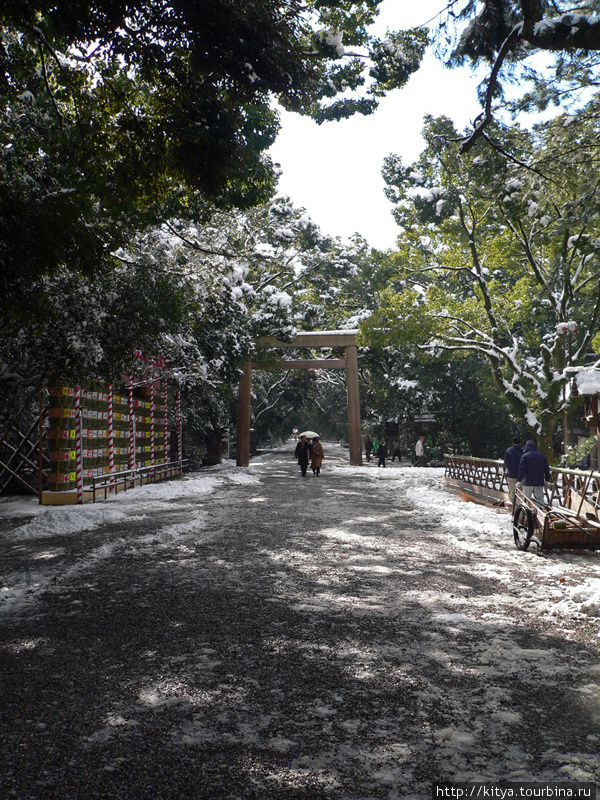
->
(575, 369), (600, 395)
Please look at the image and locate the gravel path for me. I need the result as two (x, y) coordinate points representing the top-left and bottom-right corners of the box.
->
(1, 444), (600, 799)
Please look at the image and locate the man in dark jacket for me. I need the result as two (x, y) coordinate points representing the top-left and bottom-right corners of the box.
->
(377, 439), (388, 468)
(517, 440), (551, 505)
(294, 435), (311, 477)
(504, 436), (524, 507)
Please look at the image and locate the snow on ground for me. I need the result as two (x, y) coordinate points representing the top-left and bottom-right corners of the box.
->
(0, 466), (260, 616)
(3, 450), (600, 636)
(329, 460), (600, 629)
(2, 443), (600, 798)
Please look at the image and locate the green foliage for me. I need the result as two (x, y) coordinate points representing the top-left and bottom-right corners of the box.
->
(429, 0), (600, 69)
(0, 195), (381, 446)
(374, 105), (600, 456)
(562, 434), (598, 469)
(381, 1), (600, 160)
(368, 28), (429, 96)
(0, 0), (428, 308)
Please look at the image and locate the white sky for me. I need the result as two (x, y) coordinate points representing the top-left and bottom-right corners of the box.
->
(268, 1), (485, 250)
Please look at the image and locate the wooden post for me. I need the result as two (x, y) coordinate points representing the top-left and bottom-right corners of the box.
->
(177, 388), (183, 467)
(237, 361), (251, 467)
(345, 345), (362, 466)
(128, 376), (136, 471)
(38, 391), (44, 503)
(150, 382), (155, 476)
(253, 331), (362, 467)
(74, 387), (83, 504)
(107, 382), (115, 485)
(163, 380), (169, 464)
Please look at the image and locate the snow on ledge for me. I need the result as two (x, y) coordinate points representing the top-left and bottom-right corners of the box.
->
(575, 369), (600, 396)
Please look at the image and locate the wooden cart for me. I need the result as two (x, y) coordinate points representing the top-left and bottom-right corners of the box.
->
(512, 487), (600, 553)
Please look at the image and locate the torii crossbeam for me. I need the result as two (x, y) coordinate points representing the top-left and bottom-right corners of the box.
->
(237, 330), (362, 467)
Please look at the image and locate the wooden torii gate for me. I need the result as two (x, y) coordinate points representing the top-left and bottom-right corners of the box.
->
(237, 330), (362, 467)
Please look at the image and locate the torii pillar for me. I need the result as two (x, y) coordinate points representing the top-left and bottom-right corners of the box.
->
(237, 330), (362, 467)
(345, 343), (361, 468)
(237, 360), (252, 470)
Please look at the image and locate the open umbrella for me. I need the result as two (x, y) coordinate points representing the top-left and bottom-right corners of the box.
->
(298, 430), (320, 438)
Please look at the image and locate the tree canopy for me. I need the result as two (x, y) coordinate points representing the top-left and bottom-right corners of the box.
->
(421, 1), (600, 152)
(358, 106), (600, 456)
(443, 0), (600, 63)
(0, 0), (428, 312)
(8, 1), (600, 461)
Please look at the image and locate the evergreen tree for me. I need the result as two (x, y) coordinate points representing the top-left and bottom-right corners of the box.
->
(368, 110), (600, 457)
(0, 1), (427, 311)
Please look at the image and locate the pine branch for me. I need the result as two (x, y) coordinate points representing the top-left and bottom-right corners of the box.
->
(460, 24), (524, 155)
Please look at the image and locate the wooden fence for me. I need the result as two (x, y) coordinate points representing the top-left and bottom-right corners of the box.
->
(444, 454), (600, 514)
(0, 388), (48, 498)
(91, 459), (189, 502)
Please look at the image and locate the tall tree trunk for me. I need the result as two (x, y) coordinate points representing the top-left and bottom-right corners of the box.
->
(538, 415), (556, 463)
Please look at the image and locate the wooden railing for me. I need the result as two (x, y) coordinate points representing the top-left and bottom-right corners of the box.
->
(91, 459), (190, 502)
(444, 455), (507, 504)
(444, 454), (600, 513)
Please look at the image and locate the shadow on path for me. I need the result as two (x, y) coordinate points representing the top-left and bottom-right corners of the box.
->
(1, 444), (600, 799)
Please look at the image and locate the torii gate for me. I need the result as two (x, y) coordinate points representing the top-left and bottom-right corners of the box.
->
(237, 330), (362, 467)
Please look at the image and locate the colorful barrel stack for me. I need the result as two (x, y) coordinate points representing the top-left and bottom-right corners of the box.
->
(45, 378), (174, 493)
(80, 386), (109, 484)
(47, 384), (78, 491)
(111, 390), (132, 474)
(136, 382), (167, 468)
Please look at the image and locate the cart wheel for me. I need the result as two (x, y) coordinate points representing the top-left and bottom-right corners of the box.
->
(513, 505), (534, 551)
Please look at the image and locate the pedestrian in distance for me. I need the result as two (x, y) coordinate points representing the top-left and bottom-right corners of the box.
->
(310, 437), (324, 476)
(415, 435), (427, 467)
(294, 435), (312, 477)
(377, 439), (388, 468)
(391, 439), (401, 462)
(372, 437), (380, 459)
(517, 440), (551, 506)
(503, 435), (524, 507)
(365, 435), (373, 463)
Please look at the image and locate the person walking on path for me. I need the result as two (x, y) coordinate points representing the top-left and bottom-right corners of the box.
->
(415, 435), (427, 467)
(517, 440), (551, 505)
(503, 435), (524, 507)
(391, 439), (401, 462)
(372, 438), (380, 460)
(310, 438), (324, 476)
(365, 435), (373, 463)
(294, 435), (312, 477)
(377, 439), (388, 468)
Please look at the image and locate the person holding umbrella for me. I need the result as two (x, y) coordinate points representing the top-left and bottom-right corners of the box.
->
(294, 433), (312, 477)
(310, 437), (324, 476)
